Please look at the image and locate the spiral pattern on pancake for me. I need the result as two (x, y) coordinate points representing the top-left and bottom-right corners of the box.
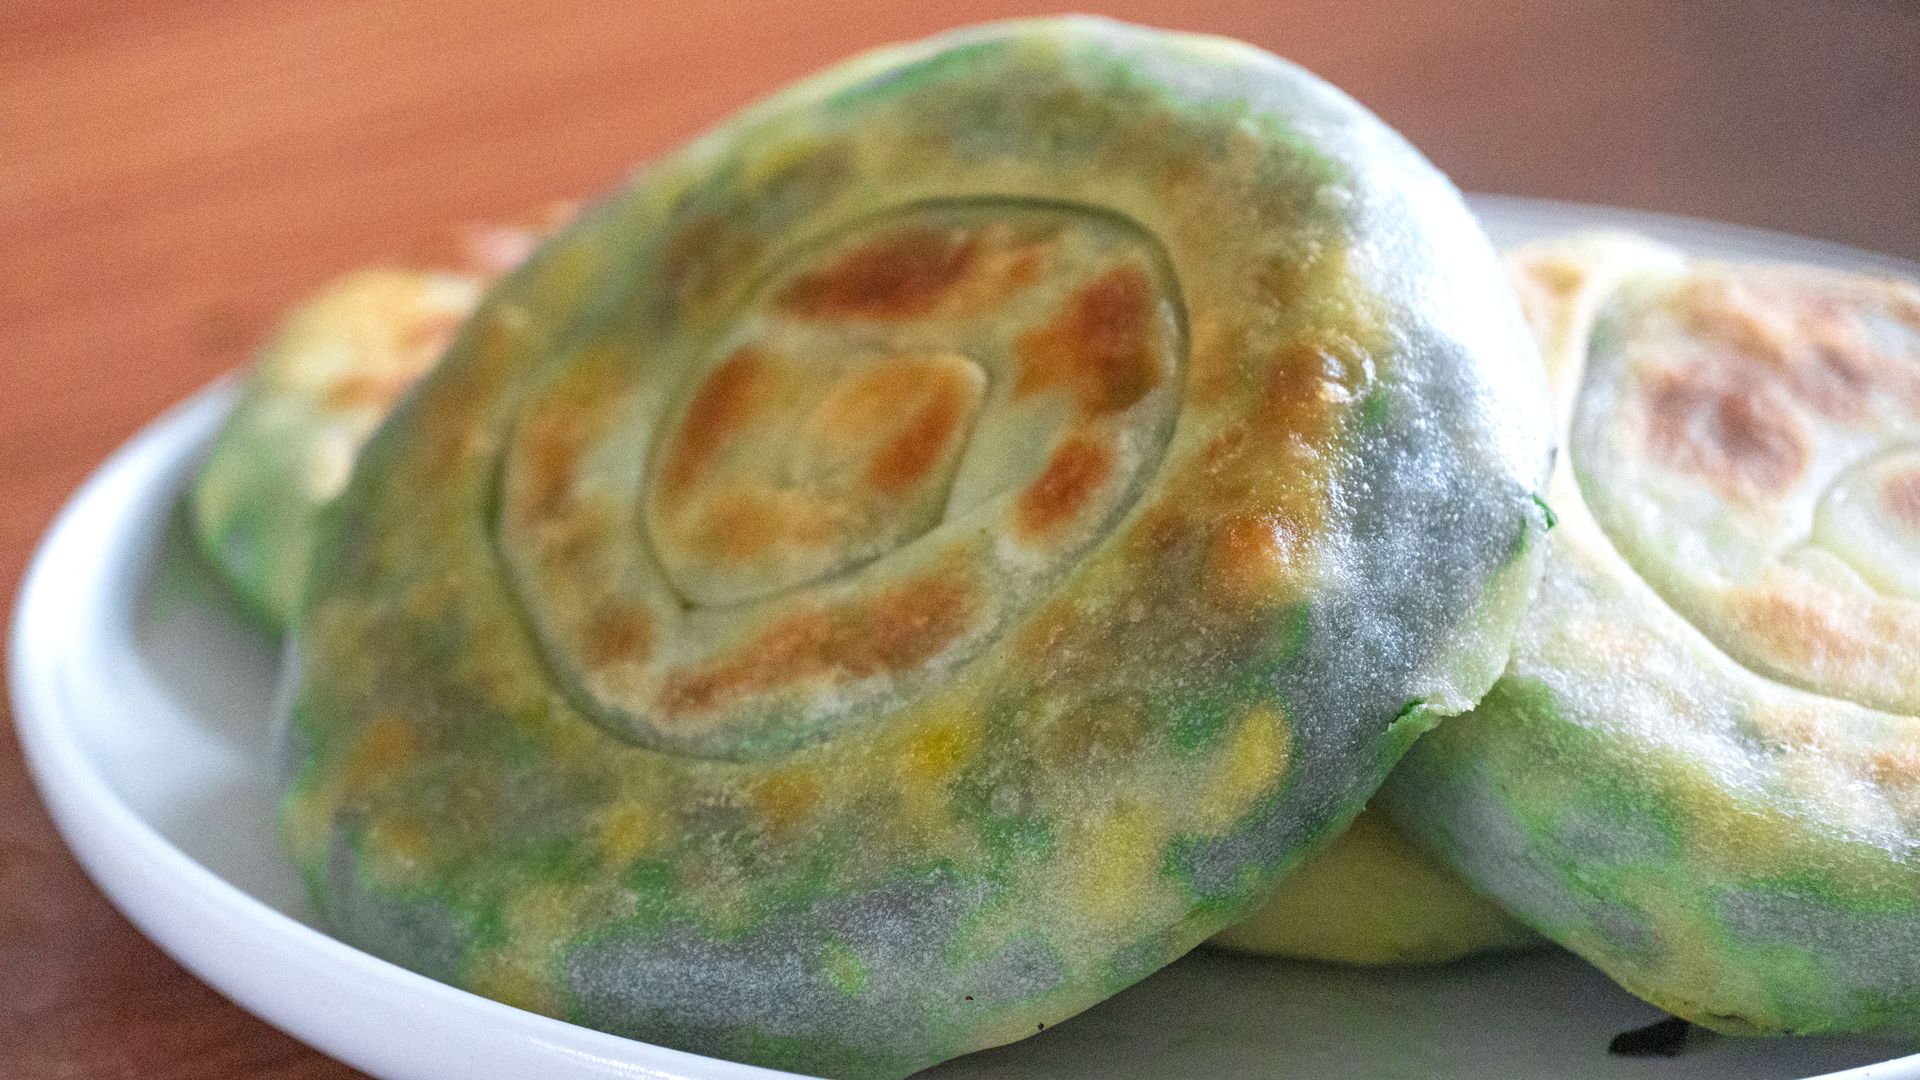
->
(279, 19), (1551, 1077)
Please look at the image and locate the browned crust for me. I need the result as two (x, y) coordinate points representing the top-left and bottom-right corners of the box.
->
(657, 569), (978, 717)
(660, 346), (776, 502)
(778, 228), (984, 320)
(855, 361), (981, 496)
(1641, 365), (1812, 501)
(1885, 466), (1920, 533)
(1015, 435), (1116, 538)
(1015, 264), (1162, 415)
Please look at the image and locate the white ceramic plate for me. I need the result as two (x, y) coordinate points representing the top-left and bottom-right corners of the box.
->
(12, 197), (1920, 1080)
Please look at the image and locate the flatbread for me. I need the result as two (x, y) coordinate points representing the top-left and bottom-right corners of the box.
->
(1386, 231), (1920, 1037)
(281, 19), (1551, 1076)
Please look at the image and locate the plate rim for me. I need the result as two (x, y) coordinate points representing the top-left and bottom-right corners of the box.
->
(8, 385), (805, 1080)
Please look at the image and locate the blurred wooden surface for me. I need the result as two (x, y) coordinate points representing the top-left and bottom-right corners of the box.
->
(3, 1), (1917, 1076)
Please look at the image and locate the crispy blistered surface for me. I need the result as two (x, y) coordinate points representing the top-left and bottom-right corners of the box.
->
(1384, 233), (1920, 1039)
(1576, 259), (1920, 713)
(282, 18), (1549, 1079)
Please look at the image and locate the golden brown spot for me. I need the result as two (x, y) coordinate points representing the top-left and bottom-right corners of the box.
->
(681, 485), (838, 563)
(806, 360), (942, 447)
(1016, 435), (1115, 538)
(1681, 278), (1795, 371)
(1679, 272), (1920, 422)
(1205, 513), (1301, 604)
(509, 343), (629, 522)
(582, 606), (654, 668)
(751, 770), (822, 835)
(1535, 256), (1589, 297)
(779, 229), (981, 320)
(660, 214), (761, 312)
(1002, 246), (1045, 291)
(649, 353), (982, 597)
(863, 368), (976, 497)
(1201, 427), (1248, 476)
(1506, 254), (1586, 343)
(1728, 583), (1870, 674)
(793, 354), (983, 502)
(1256, 339), (1345, 444)
(1161, 146), (1205, 194)
(1255, 255), (1319, 310)
(515, 402), (588, 522)
(1012, 596), (1077, 669)
(1261, 341), (1329, 417)
(900, 721), (976, 788)
(1014, 264), (1162, 415)
(1882, 467), (1920, 532)
(1643, 367), (1810, 500)
(1864, 741), (1920, 788)
(661, 347), (776, 501)
(344, 714), (418, 795)
(659, 571), (977, 715)
(1799, 320), (1884, 420)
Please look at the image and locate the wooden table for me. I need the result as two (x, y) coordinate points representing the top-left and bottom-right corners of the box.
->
(4, 1), (1916, 1075)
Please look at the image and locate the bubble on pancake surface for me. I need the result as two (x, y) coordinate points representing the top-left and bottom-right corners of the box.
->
(1382, 231), (1920, 1039)
(279, 19), (1551, 1078)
